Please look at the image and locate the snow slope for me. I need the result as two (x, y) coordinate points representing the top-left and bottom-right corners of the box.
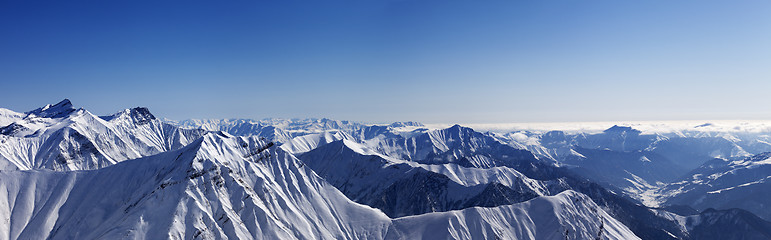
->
(298, 139), (566, 218)
(387, 191), (639, 240)
(0, 133), (639, 240)
(0, 133), (392, 239)
(296, 139), (695, 239)
(281, 130), (353, 154)
(0, 108), (23, 127)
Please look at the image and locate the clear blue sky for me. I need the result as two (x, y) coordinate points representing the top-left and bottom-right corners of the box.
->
(1, 0), (770, 123)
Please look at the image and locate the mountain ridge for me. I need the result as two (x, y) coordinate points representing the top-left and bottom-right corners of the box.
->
(3, 99), (771, 239)
(0, 132), (640, 239)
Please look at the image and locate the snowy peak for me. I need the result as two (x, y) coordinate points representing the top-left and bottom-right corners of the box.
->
(0, 108), (24, 127)
(408, 124), (543, 170)
(194, 132), (276, 165)
(0, 103), (208, 171)
(387, 121), (424, 128)
(102, 107), (156, 124)
(603, 125), (642, 135)
(1, 99), (83, 136)
(25, 99), (76, 119)
(424, 124), (487, 152)
(137, 132), (276, 177)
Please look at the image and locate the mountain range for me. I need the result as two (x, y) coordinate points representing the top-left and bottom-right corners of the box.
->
(1, 99), (771, 239)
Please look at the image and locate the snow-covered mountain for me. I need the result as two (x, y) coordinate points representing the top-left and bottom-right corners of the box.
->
(295, 133), (690, 239)
(0, 133), (392, 239)
(174, 118), (367, 142)
(172, 118), (429, 147)
(500, 124), (765, 169)
(562, 147), (685, 200)
(292, 124), (771, 240)
(387, 190), (639, 240)
(491, 125), (769, 204)
(4, 100), (771, 239)
(120, 114), (771, 239)
(171, 118), (294, 143)
(0, 108), (23, 128)
(283, 124), (552, 176)
(0, 132), (640, 240)
(298, 139), (566, 218)
(654, 207), (771, 239)
(0, 100), (207, 171)
(659, 152), (771, 221)
(363, 124), (549, 170)
(281, 130), (353, 154)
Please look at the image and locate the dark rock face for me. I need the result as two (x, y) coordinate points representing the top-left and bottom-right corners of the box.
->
(689, 208), (771, 240)
(299, 140), (546, 218)
(464, 182), (540, 208)
(26, 99), (76, 119)
(127, 107), (156, 124)
(373, 171), (452, 217)
(0, 122), (30, 136)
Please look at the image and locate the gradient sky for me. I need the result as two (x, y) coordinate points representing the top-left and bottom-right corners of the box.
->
(2, 0), (770, 124)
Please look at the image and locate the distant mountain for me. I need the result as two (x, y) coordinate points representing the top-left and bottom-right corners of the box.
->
(564, 147), (686, 200)
(174, 118), (365, 140)
(330, 125), (555, 178)
(499, 125), (757, 168)
(172, 118), (293, 143)
(172, 118), (431, 147)
(654, 207), (771, 240)
(660, 152), (771, 221)
(493, 125), (762, 204)
(387, 121), (424, 128)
